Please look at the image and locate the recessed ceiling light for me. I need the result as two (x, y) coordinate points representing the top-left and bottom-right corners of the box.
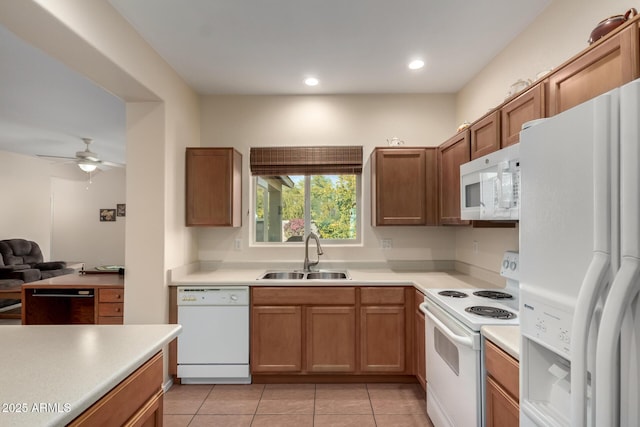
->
(408, 59), (425, 70)
(304, 77), (319, 86)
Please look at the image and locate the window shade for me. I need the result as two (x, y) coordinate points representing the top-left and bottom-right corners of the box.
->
(250, 146), (363, 175)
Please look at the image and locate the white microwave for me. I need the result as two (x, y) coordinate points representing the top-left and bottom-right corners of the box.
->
(460, 143), (520, 220)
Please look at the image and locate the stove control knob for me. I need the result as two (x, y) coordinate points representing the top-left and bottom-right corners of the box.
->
(503, 260), (510, 269)
(230, 295), (238, 301)
(510, 261), (517, 270)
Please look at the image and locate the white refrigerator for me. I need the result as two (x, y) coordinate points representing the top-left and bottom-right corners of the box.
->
(519, 78), (640, 426)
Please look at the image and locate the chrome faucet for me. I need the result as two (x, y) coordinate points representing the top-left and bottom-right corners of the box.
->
(303, 232), (324, 272)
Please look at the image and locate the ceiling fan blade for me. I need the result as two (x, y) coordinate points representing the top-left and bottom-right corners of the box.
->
(37, 154), (76, 160)
(78, 153), (101, 162)
(99, 160), (125, 168)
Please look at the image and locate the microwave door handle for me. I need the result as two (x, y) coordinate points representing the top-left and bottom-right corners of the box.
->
(421, 303), (474, 349)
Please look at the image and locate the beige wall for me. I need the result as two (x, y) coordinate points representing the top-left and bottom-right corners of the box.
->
(0, 151), (55, 258)
(199, 94), (458, 263)
(51, 169), (126, 268)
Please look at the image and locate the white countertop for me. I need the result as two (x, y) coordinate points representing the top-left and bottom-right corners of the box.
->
(173, 264), (521, 354)
(172, 267), (505, 295)
(481, 325), (520, 360)
(0, 324), (182, 427)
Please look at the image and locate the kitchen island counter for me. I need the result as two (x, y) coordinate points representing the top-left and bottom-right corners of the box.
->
(0, 324), (181, 426)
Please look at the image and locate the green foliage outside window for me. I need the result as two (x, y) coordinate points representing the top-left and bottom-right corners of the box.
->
(258, 175), (357, 242)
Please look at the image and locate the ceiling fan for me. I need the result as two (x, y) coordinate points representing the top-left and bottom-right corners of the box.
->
(37, 138), (124, 173)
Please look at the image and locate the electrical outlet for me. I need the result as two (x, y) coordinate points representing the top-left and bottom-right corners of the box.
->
(381, 238), (393, 250)
(234, 239), (242, 251)
(472, 240), (479, 254)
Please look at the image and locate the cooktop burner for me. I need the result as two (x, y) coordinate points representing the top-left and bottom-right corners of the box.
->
(438, 290), (468, 298)
(465, 306), (517, 320)
(473, 290), (514, 300)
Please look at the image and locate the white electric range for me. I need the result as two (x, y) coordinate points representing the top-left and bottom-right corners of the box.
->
(419, 251), (520, 427)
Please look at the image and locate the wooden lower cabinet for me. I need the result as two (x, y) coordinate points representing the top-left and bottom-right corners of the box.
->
(22, 279), (124, 325)
(486, 376), (519, 427)
(414, 290), (426, 390)
(360, 287), (411, 374)
(306, 306), (356, 372)
(250, 286), (413, 378)
(360, 306), (405, 372)
(69, 351), (164, 426)
(251, 306), (302, 372)
(98, 287), (124, 324)
(484, 339), (519, 427)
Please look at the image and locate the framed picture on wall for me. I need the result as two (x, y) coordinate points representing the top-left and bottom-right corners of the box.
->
(117, 204), (126, 217)
(100, 209), (116, 222)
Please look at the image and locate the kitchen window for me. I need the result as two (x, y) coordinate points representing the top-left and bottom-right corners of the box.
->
(250, 146), (362, 244)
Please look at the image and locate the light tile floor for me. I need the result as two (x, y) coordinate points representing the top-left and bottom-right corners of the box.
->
(164, 383), (435, 427)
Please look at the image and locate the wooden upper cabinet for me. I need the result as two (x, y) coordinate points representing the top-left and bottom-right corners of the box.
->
(438, 131), (470, 225)
(186, 147), (242, 227)
(371, 147), (438, 226)
(501, 83), (545, 146)
(547, 23), (639, 116)
(470, 110), (501, 159)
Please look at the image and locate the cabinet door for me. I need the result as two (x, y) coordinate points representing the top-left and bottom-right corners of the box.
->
(414, 290), (426, 391)
(438, 131), (471, 225)
(251, 306), (302, 373)
(372, 148), (436, 226)
(547, 24), (639, 116)
(360, 306), (406, 372)
(486, 376), (519, 427)
(501, 83), (544, 147)
(186, 147), (242, 227)
(485, 339), (519, 400)
(470, 111), (501, 160)
(305, 306), (356, 373)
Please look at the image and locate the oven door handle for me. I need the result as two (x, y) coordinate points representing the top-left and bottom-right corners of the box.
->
(420, 302), (475, 349)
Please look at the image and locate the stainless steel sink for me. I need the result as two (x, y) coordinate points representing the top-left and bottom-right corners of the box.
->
(259, 271), (305, 280)
(305, 271), (349, 280)
(258, 270), (350, 280)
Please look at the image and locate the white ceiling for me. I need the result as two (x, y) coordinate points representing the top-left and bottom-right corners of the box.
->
(0, 0), (552, 163)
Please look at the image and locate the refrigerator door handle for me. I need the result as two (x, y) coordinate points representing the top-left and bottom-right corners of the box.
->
(570, 252), (610, 426)
(595, 258), (640, 427)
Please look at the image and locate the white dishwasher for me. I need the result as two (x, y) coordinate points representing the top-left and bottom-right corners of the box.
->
(177, 286), (250, 384)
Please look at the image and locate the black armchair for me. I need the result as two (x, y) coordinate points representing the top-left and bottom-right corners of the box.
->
(0, 239), (73, 280)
